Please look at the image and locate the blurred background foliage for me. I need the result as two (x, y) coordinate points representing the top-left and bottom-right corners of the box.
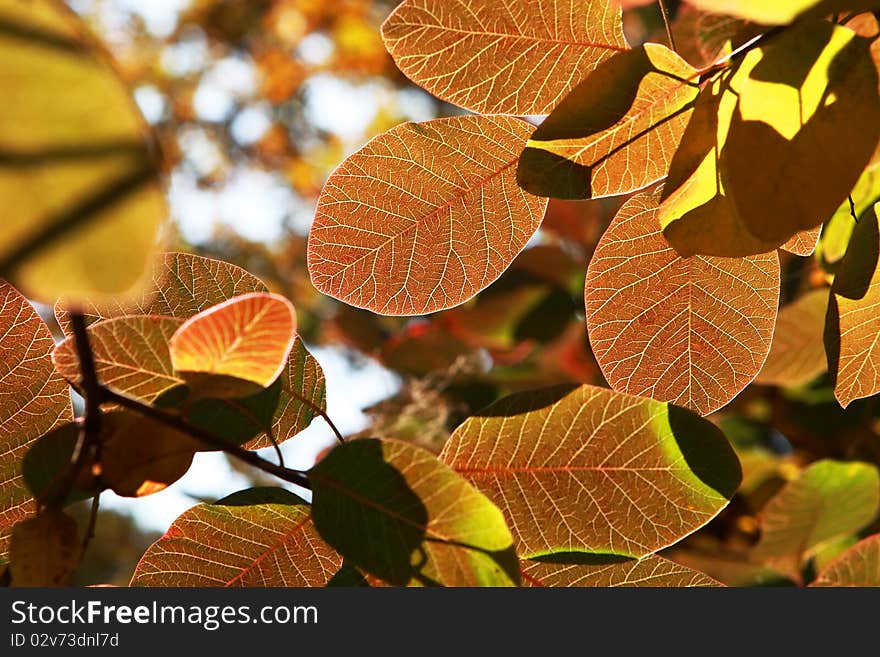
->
(53, 0), (880, 586)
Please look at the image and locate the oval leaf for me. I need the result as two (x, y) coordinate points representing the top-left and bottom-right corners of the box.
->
(755, 289), (829, 387)
(811, 533), (880, 587)
(826, 209), (880, 407)
(518, 44), (699, 199)
(52, 315), (183, 401)
(585, 191), (779, 415)
(0, 280), (72, 558)
(781, 227), (821, 257)
(0, 0), (165, 303)
(169, 292), (297, 396)
(10, 509), (79, 586)
(686, 0), (880, 26)
(310, 438), (519, 586)
(521, 554), (722, 587)
(132, 488), (340, 586)
(307, 115), (548, 315)
(381, 0), (627, 115)
(439, 385), (742, 559)
(755, 460), (880, 566)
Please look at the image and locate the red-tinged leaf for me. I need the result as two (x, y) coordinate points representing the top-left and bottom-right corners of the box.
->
(381, 0), (627, 115)
(826, 209), (880, 407)
(0, 281), (72, 559)
(755, 460), (880, 570)
(310, 438), (520, 586)
(585, 191), (779, 416)
(132, 488), (341, 586)
(521, 554), (722, 587)
(307, 115), (548, 316)
(10, 510), (79, 586)
(439, 385), (742, 559)
(169, 292), (297, 397)
(756, 289), (829, 387)
(781, 227), (821, 257)
(100, 412), (200, 498)
(55, 252), (269, 334)
(518, 44), (700, 200)
(52, 315), (183, 402)
(811, 534), (880, 586)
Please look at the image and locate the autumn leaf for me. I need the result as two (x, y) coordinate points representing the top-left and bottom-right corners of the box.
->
(52, 315), (183, 402)
(661, 21), (880, 257)
(10, 509), (79, 586)
(686, 0), (880, 26)
(308, 115), (547, 315)
(310, 438), (519, 586)
(439, 385), (741, 559)
(754, 460), (880, 570)
(0, 0), (165, 303)
(755, 289), (829, 388)
(585, 191), (779, 415)
(0, 280), (72, 559)
(517, 44), (699, 200)
(132, 488), (341, 586)
(811, 533), (880, 586)
(818, 164), (880, 267)
(381, 0), (627, 115)
(826, 208), (880, 407)
(781, 228), (821, 257)
(521, 554), (722, 587)
(169, 292), (297, 398)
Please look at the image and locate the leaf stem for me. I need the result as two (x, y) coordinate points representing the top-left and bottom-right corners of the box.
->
(657, 0), (677, 53)
(287, 386), (346, 444)
(101, 388), (312, 490)
(81, 493), (100, 557)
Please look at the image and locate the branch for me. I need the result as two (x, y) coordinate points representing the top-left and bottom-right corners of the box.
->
(101, 388), (312, 490)
(658, 0), (677, 53)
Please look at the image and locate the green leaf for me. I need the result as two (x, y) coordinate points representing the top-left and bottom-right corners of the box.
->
(0, 0), (165, 303)
(52, 315), (183, 402)
(439, 385), (742, 559)
(310, 438), (519, 587)
(661, 21), (880, 257)
(517, 44), (699, 200)
(22, 423), (100, 505)
(0, 280), (72, 559)
(132, 488), (341, 586)
(818, 164), (880, 267)
(521, 554), (722, 587)
(755, 460), (880, 565)
(811, 533), (880, 586)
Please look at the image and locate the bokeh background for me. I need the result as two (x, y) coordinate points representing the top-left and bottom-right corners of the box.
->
(54, 0), (878, 586)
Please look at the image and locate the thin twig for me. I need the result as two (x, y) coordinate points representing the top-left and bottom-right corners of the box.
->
(81, 494), (101, 557)
(286, 385), (346, 444)
(102, 388), (312, 490)
(657, 0), (676, 53)
(849, 194), (859, 223)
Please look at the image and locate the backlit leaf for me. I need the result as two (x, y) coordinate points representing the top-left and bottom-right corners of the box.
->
(755, 289), (829, 387)
(818, 164), (880, 267)
(381, 0), (627, 115)
(10, 509), (79, 586)
(811, 533), (880, 586)
(755, 460), (880, 564)
(517, 44), (699, 200)
(0, 0), (165, 303)
(132, 488), (340, 586)
(661, 21), (880, 257)
(439, 385), (742, 558)
(169, 292), (297, 397)
(686, 0), (880, 26)
(521, 554), (722, 587)
(100, 412), (199, 498)
(55, 252), (268, 334)
(0, 280), (72, 558)
(52, 315), (183, 401)
(826, 209), (880, 407)
(585, 191), (779, 415)
(781, 228), (821, 257)
(308, 115), (547, 315)
(310, 438), (519, 586)
(22, 423), (100, 505)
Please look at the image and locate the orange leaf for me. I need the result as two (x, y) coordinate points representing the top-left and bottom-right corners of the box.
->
(169, 293), (297, 396)
(585, 191), (779, 415)
(382, 0), (627, 115)
(308, 115), (547, 315)
(781, 227), (821, 257)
